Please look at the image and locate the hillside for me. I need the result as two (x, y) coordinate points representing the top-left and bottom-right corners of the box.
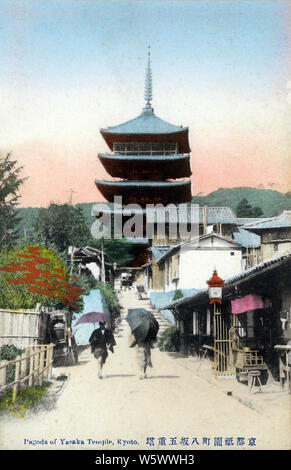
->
(191, 187), (291, 218)
(16, 187), (291, 236)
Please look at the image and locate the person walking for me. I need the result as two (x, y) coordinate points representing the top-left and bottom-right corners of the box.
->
(129, 332), (154, 380)
(89, 322), (116, 379)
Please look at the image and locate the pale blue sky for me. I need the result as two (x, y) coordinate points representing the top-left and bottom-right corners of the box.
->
(0, 1), (290, 205)
(1, 1), (289, 95)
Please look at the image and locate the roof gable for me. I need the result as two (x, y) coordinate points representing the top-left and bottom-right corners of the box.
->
(157, 232), (242, 263)
(181, 232), (242, 250)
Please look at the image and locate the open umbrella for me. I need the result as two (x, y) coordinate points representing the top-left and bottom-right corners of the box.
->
(75, 311), (109, 325)
(126, 308), (159, 343)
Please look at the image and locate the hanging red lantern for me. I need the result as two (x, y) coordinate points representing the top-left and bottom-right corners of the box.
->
(207, 270), (224, 304)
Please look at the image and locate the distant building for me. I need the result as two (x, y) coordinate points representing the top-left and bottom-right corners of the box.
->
(148, 232), (242, 292)
(233, 227), (261, 269)
(69, 246), (114, 283)
(243, 210), (291, 262)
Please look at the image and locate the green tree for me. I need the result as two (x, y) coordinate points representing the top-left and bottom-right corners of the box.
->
(89, 238), (134, 267)
(0, 153), (26, 248)
(159, 326), (180, 352)
(252, 206), (264, 217)
(34, 203), (91, 253)
(173, 289), (183, 301)
(236, 198), (263, 218)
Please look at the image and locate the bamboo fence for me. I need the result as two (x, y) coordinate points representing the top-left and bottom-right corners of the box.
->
(0, 308), (47, 349)
(0, 343), (54, 402)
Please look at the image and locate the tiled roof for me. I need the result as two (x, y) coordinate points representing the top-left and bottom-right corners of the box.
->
(150, 246), (171, 262)
(126, 238), (149, 245)
(233, 227), (261, 247)
(155, 232), (242, 264)
(243, 211), (291, 230)
(72, 246), (112, 265)
(159, 289), (206, 310)
(91, 203), (238, 225)
(151, 289), (202, 311)
(204, 206), (237, 224)
(224, 251), (291, 285)
(145, 205), (237, 224)
(100, 106), (187, 135)
(236, 217), (271, 226)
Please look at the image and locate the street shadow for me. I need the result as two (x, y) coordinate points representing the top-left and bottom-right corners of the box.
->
(105, 374), (136, 378)
(77, 345), (90, 353)
(147, 375), (180, 379)
(74, 360), (90, 366)
(165, 352), (189, 360)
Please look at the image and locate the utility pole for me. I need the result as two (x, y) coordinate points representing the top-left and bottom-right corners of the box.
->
(67, 188), (77, 205)
(101, 238), (106, 283)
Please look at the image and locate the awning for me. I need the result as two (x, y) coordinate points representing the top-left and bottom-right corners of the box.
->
(231, 294), (271, 315)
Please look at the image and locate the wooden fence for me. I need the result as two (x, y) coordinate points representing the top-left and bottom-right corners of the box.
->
(0, 343), (54, 402)
(0, 308), (48, 349)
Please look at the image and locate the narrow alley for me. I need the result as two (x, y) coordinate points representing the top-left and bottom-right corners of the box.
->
(1, 287), (289, 451)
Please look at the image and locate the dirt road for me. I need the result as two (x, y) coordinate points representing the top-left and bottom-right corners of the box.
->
(1, 289), (290, 450)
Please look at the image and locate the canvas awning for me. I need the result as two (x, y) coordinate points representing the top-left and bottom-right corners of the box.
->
(231, 294), (271, 315)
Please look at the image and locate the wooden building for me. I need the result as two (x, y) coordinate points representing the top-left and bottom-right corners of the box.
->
(148, 232), (242, 292)
(243, 210), (291, 262)
(69, 246), (114, 283)
(164, 251), (291, 386)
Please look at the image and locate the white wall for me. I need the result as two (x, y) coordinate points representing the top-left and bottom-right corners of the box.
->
(86, 262), (101, 280)
(175, 236), (242, 289)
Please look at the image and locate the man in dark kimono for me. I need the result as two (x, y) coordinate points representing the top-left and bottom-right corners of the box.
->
(89, 322), (116, 379)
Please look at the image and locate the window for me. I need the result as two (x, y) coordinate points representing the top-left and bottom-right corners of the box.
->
(206, 308), (211, 336)
(193, 312), (199, 335)
(236, 312), (254, 338)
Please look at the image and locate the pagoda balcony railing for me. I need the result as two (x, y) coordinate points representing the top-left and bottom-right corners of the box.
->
(100, 152), (190, 159)
(113, 150), (178, 156)
(101, 152), (191, 158)
(112, 142), (179, 155)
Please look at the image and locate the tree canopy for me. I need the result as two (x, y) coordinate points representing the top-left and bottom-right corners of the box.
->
(89, 238), (134, 267)
(0, 153), (26, 248)
(34, 203), (91, 253)
(0, 245), (83, 311)
(235, 198), (263, 218)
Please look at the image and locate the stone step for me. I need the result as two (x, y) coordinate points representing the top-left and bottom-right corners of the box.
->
(117, 289), (174, 343)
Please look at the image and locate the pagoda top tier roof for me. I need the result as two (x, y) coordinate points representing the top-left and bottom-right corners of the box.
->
(100, 48), (191, 153)
(100, 105), (188, 136)
(100, 105), (191, 153)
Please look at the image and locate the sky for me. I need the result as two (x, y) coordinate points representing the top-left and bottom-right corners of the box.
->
(0, 0), (290, 207)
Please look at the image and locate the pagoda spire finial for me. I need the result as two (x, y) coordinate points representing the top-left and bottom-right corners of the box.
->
(144, 45), (152, 107)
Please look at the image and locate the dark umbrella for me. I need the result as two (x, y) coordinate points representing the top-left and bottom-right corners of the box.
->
(126, 308), (159, 343)
(75, 311), (109, 326)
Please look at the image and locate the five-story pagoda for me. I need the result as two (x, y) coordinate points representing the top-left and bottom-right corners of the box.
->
(96, 49), (192, 206)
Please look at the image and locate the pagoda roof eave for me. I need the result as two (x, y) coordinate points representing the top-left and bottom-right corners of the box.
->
(95, 179), (191, 187)
(98, 153), (190, 161)
(95, 179), (192, 204)
(100, 129), (191, 154)
(100, 127), (189, 135)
